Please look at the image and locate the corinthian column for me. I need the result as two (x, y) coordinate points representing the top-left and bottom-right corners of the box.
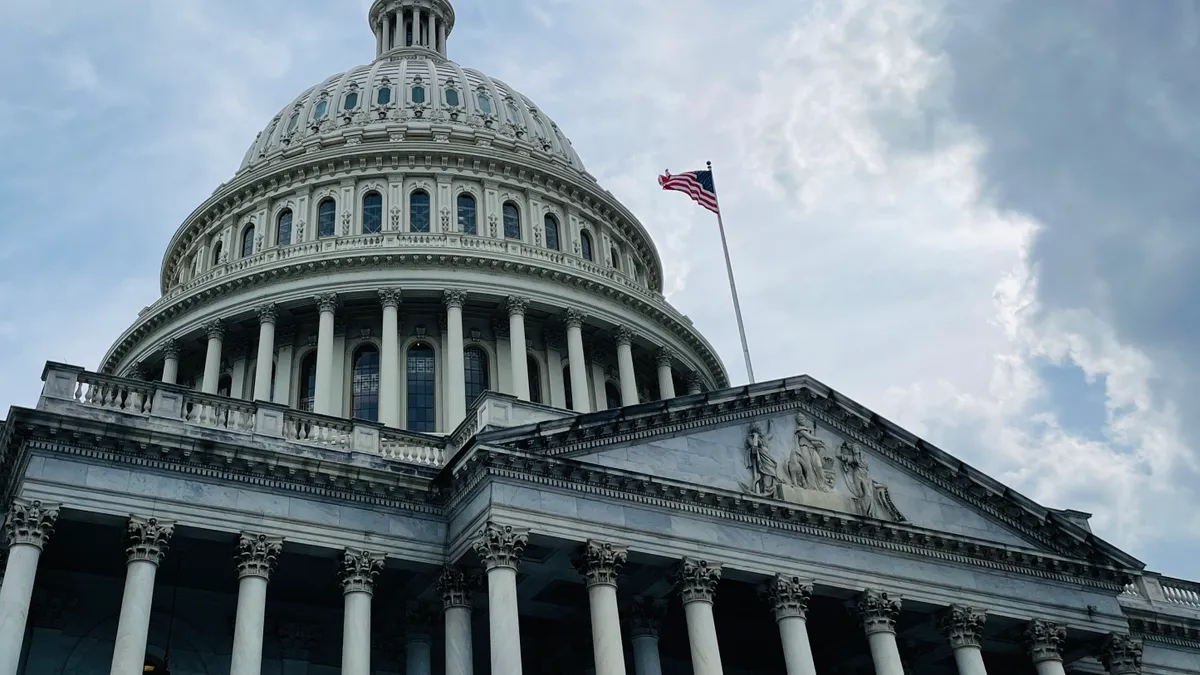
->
(339, 549), (384, 675)
(201, 319), (226, 394)
(508, 296), (531, 401)
(160, 339), (180, 385)
(253, 304), (277, 402)
(940, 605), (987, 675)
(230, 533), (282, 675)
(313, 294), (338, 415)
(613, 327), (638, 406)
(575, 541), (630, 675)
(655, 348), (676, 400)
(0, 500), (59, 675)
(674, 557), (724, 675)
(472, 522), (529, 675)
(379, 289), (402, 427)
(766, 574), (817, 675)
(109, 516), (175, 675)
(1101, 633), (1143, 675)
(858, 589), (904, 675)
(628, 598), (665, 675)
(565, 309), (591, 412)
(1025, 620), (1068, 675)
(445, 290), (468, 427)
(405, 604), (435, 675)
(437, 567), (476, 675)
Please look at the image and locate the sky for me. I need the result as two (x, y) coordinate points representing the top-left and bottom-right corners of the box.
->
(1, 0), (1198, 580)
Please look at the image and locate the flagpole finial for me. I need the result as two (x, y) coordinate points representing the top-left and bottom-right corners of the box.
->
(706, 160), (712, 169)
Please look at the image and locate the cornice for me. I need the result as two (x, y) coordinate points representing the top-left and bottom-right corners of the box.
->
(1127, 611), (1200, 651)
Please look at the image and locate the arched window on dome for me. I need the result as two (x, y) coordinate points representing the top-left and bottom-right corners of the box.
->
(343, 90), (360, 111)
(464, 346), (489, 409)
(351, 344), (380, 422)
(406, 343), (436, 432)
(410, 191), (430, 233)
(477, 92), (493, 115)
(445, 88), (460, 108)
(318, 198), (337, 238)
(298, 352), (317, 412)
(286, 112), (300, 133)
(241, 224), (255, 258)
(457, 194), (477, 235)
(502, 202), (521, 240)
(377, 85), (392, 106)
(610, 246), (621, 272)
(313, 99), (329, 121)
(412, 85), (426, 105)
(505, 98), (522, 126)
(276, 209), (293, 247)
(605, 382), (622, 410)
(544, 215), (560, 251)
(362, 192), (383, 234)
(580, 230), (594, 261)
(211, 240), (224, 266)
(528, 357), (543, 404)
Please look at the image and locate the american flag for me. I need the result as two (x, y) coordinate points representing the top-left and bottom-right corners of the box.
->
(659, 169), (720, 214)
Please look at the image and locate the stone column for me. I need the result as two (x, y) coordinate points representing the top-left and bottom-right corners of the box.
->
(565, 309), (591, 413)
(940, 605), (987, 675)
(109, 516), (175, 675)
(472, 522), (529, 675)
(613, 327), (639, 406)
(201, 319), (225, 394)
(405, 604), (435, 675)
(273, 328), (295, 406)
(628, 599), (665, 675)
(437, 567), (476, 675)
(0, 500), (59, 675)
(339, 549), (384, 675)
(445, 290), (468, 427)
(253, 304), (277, 402)
(230, 533), (283, 675)
(437, 19), (446, 54)
(575, 541), (629, 675)
(655, 348), (676, 400)
(379, 289), (402, 427)
(766, 574), (817, 675)
(544, 329), (567, 408)
(674, 557), (724, 675)
(1101, 633), (1143, 675)
(161, 339), (180, 385)
(1025, 620), (1068, 675)
(508, 296), (531, 401)
(858, 589), (905, 675)
(686, 373), (704, 396)
(313, 293), (338, 415)
(427, 11), (435, 48)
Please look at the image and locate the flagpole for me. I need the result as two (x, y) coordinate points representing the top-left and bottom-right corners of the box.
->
(708, 161), (756, 383)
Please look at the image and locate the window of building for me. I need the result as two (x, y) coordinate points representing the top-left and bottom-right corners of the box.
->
(313, 99), (329, 121)
(580, 230), (594, 261)
(505, 98), (522, 125)
(544, 215), (560, 251)
(610, 246), (621, 271)
(298, 352), (317, 412)
(412, 86), (426, 104)
(458, 194), (477, 235)
(241, 225), (255, 258)
(477, 92), (493, 114)
(464, 346), (489, 408)
(502, 202), (521, 240)
(318, 199), (337, 238)
(218, 374), (233, 398)
(445, 88), (460, 107)
(212, 240), (224, 266)
(410, 190), (430, 233)
(563, 365), (573, 410)
(406, 344), (436, 432)
(605, 382), (622, 410)
(276, 210), (293, 246)
(528, 358), (542, 404)
(362, 192), (383, 234)
(344, 91), (359, 111)
(377, 86), (392, 106)
(287, 112), (300, 133)
(351, 344), (380, 422)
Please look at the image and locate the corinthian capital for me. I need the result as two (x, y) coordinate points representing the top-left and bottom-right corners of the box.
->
(857, 589), (902, 635)
(236, 532), (283, 580)
(612, 326), (634, 347)
(443, 289), (468, 309)
(161, 338), (180, 360)
(655, 347), (675, 368)
(1101, 633), (1143, 675)
(125, 515), (175, 565)
(506, 295), (530, 317)
(573, 540), (628, 588)
(1025, 619), (1067, 664)
(204, 319), (226, 341)
(436, 566), (477, 609)
(314, 293), (339, 314)
(339, 548), (384, 595)
(563, 308), (587, 329)
(378, 288), (402, 309)
(3, 499), (60, 549)
(256, 303), (278, 325)
(674, 557), (722, 604)
(628, 597), (667, 638)
(765, 574), (813, 620)
(471, 521), (529, 571)
(940, 605), (986, 649)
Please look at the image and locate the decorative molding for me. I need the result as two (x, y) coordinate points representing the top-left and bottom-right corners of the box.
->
(3, 499), (59, 549)
(236, 532), (283, 580)
(444, 289), (468, 309)
(572, 539), (628, 588)
(339, 548), (384, 595)
(674, 557), (721, 604)
(1026, 619), (1067, 664)
(765, 573), (813, 621)
(1101, 633), (1143, 675)
(436, 566), (477, 609)
(125, 515), (175, 565)
(492, 319), (510, 341)
(939, 604), (986, 649)
(471, 521), (528, 571)
(628, 597), (666, 639)
(858, 589), (902, 635)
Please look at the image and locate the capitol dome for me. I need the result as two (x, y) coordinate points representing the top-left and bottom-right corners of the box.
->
(100, 0), (728, 434)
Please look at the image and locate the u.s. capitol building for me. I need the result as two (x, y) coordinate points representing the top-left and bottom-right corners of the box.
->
(1, 2), (1197, 674)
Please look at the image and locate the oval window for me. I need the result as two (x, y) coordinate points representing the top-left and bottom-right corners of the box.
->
(377, 87), (392, 106)
(412, 86), (426, 104)
(313, 100), (328, 120)
(343, 92), (359, 110)
(446, 88), (460, 107)
(477, 93), (492, 114)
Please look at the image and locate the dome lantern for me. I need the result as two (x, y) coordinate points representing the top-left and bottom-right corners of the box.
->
(371, 0), (455, 59)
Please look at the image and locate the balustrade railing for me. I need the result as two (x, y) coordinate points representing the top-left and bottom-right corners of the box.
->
(283, 410), (353, 449)
(74, 371), (156, 416)
(183, 392), (257, 433)
(380, 432), (444, 466)
(1161, 577), (1200, 609)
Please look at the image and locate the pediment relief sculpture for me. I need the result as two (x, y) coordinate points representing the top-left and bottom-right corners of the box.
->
(741, 412), (904, 523)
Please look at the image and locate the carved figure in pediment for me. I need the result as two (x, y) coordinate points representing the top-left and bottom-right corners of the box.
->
(784, 413), (832, 491)
(740, 421), (779, 496)
(839, 441), (906, 522)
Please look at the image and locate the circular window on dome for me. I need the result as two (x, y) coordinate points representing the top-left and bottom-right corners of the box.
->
(445, 88), (460, 107)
